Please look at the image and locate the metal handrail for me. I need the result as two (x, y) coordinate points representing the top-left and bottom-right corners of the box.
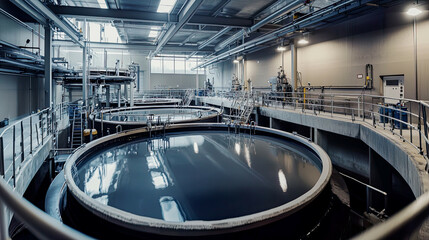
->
(260, 92), (429, 167)
(352, 191), (429, 240)
(0, 176), (93, 240)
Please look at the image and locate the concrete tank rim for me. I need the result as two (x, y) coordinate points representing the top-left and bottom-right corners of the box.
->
(64, 123), (332, 236)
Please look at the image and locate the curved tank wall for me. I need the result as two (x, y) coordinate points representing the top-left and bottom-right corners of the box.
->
(99, 98), (181, 108)
(62, 124), (332, 238)
(94, 106), (222, 135)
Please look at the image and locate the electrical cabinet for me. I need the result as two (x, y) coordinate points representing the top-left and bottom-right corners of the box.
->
(382, 75), (404, 104)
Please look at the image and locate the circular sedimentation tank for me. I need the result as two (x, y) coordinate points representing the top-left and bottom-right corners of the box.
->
(61, 123), (333, 238)
(94, 106), (221, 135)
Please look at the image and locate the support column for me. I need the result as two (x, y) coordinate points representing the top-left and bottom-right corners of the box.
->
(82, 19), (88, 109)
(44, 23), (52, 108)
(117, 86), (121, 108)
(291, 43), (297, 91)
(68, 89), (72, 103)
(124, 83), (128, 105)
(130, 82), (135, 107)
(106, 86), (110, 108)
(369, 147), (392, 212)
(82, 42), (88, 108)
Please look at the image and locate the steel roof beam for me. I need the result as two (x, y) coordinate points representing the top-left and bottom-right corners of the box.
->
(52, 40), (214, 52)
(150, 0), (204, 57)
(196, 0), (373, 69)
(9, 0), (45, 24)
(49, 5), (253, 28)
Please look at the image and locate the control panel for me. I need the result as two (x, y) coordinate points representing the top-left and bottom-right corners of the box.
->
(382, 75), (404, 104)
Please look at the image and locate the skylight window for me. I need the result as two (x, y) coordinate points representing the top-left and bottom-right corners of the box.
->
(148, 26), (160, 38)
(97, 0), (108, 9)
(157, 0), (177, 13)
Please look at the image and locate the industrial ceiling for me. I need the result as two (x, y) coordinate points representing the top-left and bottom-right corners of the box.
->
(9, 0), (403, 67)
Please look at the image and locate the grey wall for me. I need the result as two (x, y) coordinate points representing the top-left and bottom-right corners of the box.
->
(0, 74), (41, 120)
(0, 11), (45, 120)
(209, 3), (429, 100)
(206, 59), (235, 90)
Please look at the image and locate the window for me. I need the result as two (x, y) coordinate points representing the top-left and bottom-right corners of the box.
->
(175, 59), (185, 74)
(151, 58), (162, 73)
(150, 56), (205, 75)
(163, 58), (174, 74)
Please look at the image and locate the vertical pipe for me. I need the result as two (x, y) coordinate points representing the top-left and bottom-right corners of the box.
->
(44, 23), (53, 108)
(82, 19), (88, 109)
(413, 18), (418, 100)
(291, 43), (297, 91)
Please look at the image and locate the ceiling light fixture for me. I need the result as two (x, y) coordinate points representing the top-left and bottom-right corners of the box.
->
(277, 39), (287, 51)
(298, 38), (309, 45)
(233, 56), (239, 64)
(298, 32), (309, 45)
(407, 6), (422, 16)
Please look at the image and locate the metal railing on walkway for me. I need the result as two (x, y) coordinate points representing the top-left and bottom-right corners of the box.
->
(261, 92), (429, 170)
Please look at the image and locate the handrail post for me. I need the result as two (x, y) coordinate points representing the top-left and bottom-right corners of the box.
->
(422, 105), (429, 159)
(409, 101), (413, 144)
(20, 121), (24, 163)
(30, 117), (33, 154)
(419, 103), (423, 154)
(0, 137), (4, 178)
(362, 94), (365, 121)
(12, 125), (16, 187)
(41, 114), (44, 146)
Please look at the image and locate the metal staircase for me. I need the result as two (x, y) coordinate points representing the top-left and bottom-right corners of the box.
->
(70, 108), (83, 148)
(226, 92), (254, 124)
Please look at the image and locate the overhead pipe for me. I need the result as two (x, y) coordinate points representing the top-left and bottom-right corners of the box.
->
(199, 26), (232, 50)
(197, 0), (358, 69)
(214, 0), (304, 52)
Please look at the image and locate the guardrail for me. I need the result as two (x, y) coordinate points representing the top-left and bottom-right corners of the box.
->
(260, 91), (429, 170)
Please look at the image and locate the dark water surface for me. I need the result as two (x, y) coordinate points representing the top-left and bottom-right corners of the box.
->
(74, 132), (321, 222)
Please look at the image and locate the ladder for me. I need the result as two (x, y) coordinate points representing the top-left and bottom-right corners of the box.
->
(239, 96), (254, 124)
(226, 92), (254, 124)
(70, 108), (83, 148)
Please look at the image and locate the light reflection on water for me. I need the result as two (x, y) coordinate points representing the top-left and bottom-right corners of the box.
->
(75, 132), (321, 221)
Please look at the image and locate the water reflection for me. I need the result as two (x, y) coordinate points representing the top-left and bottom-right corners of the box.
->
(76, 132), (321, 221)
(278, 169), (288, 193)
(159, 196), (185, 222)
